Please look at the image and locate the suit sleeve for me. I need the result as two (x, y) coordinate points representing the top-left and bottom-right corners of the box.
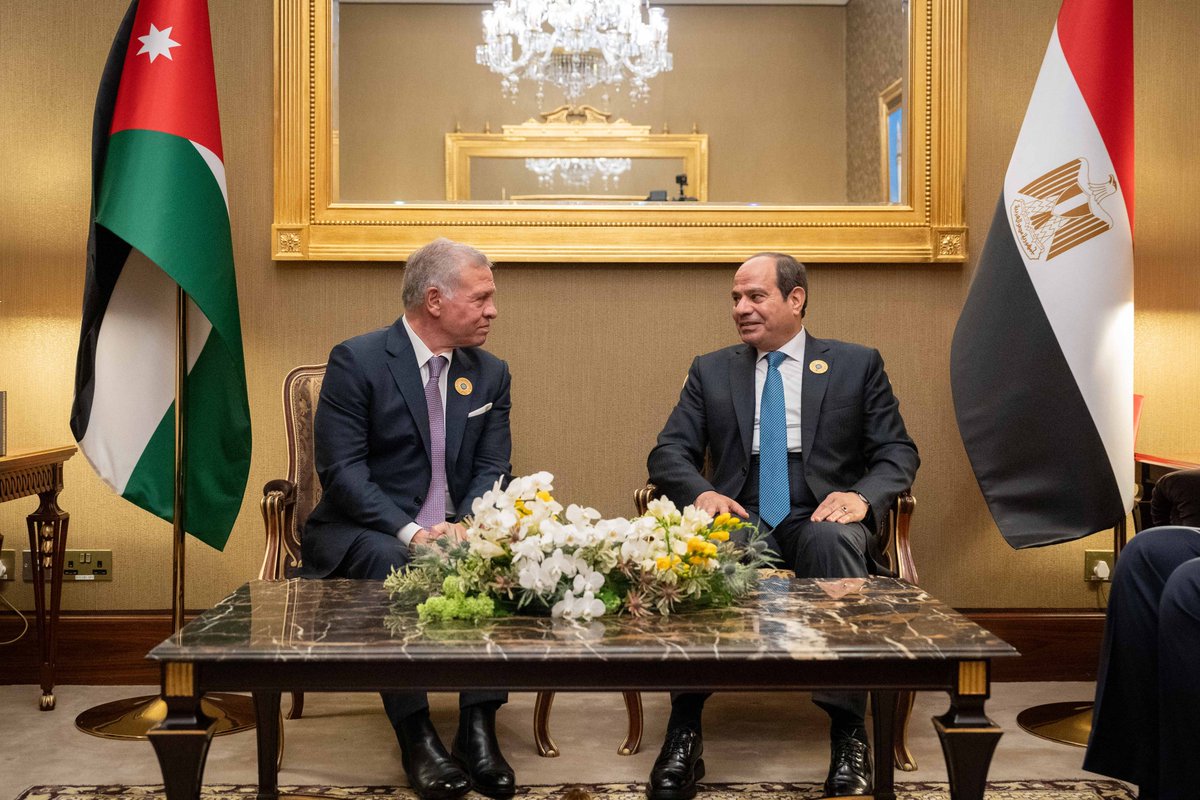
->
(647, 358), (717, 505)
(313, 342), (411, 534)
(850, 349), (920, 528)
(456, 362), (513, 517)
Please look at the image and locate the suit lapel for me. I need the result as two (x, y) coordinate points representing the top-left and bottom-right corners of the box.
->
(731, 345), (756, 459)
(445, 348), (476, 474)
(385, 320), (432, 457)
(800, 334), (831, 458)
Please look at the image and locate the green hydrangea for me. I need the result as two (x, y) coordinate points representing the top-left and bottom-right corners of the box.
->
(418, 591), (496, 622)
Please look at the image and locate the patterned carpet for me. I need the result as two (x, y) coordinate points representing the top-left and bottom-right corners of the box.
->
(14, 781), (1136, 800)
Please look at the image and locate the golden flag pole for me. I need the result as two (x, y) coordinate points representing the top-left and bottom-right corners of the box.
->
(75, 286), (256, 739)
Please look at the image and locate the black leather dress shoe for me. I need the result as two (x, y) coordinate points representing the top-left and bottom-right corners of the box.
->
(451, 705), (516, 799)
(823, 734), (873, 797)
(647, 726), (705, 800)
(396, 712), (471, 800)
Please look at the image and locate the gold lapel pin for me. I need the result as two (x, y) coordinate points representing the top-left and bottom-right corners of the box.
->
(809, 359), (829, 374)
(454, 377), (473, 396)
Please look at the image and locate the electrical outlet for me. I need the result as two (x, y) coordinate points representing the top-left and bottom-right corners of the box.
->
(0, 549), (15, 581)
(1084, 549), (1114, 582)
(21, 549), (114, 582)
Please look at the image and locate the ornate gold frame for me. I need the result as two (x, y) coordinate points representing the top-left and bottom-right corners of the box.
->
(445, 113), (708, 202)
(273, 0), (966, 263)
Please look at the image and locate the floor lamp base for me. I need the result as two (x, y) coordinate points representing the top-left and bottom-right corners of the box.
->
(75, 692), (256, 740)
(1015, 701), (1093, 748)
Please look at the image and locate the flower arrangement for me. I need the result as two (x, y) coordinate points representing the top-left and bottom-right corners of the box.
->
(385, 472), (775, 622)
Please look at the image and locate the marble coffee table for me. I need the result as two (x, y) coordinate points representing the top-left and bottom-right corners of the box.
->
(146, 576), (1017, 800)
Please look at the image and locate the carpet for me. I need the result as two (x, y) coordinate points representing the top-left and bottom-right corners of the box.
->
(14, 782), (1136, 800)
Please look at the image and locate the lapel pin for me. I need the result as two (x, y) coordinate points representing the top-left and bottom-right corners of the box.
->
(809, 359), (829, 374)
(455, 377), (473, 396)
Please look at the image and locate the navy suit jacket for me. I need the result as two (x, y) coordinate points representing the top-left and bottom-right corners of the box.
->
(647, 334), (918, 536)
(302, 317), (512, 578)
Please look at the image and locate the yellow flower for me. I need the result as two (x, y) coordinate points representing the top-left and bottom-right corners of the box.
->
(709, 530), (729, 542)
(514, 499), (531, 517)
(687, 536), (705, 553)
(688, 555), (708, 567)
(714, 513), (732, 527)
(536, 490), (553, 503)
(656, 555), (674, 571)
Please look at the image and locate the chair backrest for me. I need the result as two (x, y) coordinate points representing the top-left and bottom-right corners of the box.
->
(261, 363), (326, 578)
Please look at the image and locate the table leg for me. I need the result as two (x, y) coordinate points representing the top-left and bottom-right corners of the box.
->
(149, 664), (216, 800)
(254, 691), (282, 799)
(26, 489), (68, 711)
(934, 661), (1002, 800)
(870, 690), (897, 800)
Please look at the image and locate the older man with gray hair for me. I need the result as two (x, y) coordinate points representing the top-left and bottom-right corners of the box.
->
(303, 238), (514, 800)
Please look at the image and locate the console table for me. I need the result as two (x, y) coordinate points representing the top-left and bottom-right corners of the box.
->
(147, 577), (1017, 800)
(0, 445), (76, 710)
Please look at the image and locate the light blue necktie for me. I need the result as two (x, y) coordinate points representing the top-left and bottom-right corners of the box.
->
(758, 351), (790, 528)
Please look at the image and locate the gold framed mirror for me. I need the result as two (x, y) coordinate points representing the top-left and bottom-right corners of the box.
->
(445, 110), (708, 202)
(274, 0), (965, 263)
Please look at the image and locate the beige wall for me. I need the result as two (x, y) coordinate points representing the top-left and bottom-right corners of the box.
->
(2, 1), (1199, 615)
(338, 4), (848, 203)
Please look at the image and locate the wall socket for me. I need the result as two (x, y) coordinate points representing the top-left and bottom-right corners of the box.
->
(0, 549), (15, 581)
(1084, 549), (1115, 582)
(21, 549), (114, 582)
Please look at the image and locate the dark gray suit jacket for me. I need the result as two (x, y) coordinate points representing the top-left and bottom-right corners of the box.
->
(302, 317), (512, 578)
(647, 334), (918, 534)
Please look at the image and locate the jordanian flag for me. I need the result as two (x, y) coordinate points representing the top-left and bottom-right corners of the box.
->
(951, 0), (1133, 549)
(70, 0), (251, 550)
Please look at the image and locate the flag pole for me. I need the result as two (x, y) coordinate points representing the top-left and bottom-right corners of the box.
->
(73, 287), (256, 740)
(172, 284), (188, 633)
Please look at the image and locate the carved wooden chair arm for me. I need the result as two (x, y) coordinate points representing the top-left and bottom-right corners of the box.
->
(260, 479), (297, 581)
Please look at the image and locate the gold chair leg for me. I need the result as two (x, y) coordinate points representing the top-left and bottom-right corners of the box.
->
(893, 690), (918, 771)
(533, 691), (559, 757)
(286, 691), (304, 720)
(618, 691), (643, 755)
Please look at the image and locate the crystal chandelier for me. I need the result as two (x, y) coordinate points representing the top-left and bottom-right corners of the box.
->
(476, 0), (674, 107)
(525, 157), (633, 190)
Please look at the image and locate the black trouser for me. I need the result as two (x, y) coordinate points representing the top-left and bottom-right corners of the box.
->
(671, 455), (871, 732)
(1084, 526), (1200, 800)
(333, 528), (507, 730)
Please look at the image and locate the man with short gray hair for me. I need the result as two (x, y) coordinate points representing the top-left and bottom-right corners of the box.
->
(304, 238), (514, 800)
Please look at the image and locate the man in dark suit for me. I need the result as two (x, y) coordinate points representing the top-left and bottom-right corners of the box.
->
(645, 252), (918, 800)
(1085, 516), (1200, 798)
(303, 238), (514, 800)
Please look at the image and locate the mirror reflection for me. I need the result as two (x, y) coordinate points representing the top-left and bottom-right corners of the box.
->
(334, 0), (908, 205)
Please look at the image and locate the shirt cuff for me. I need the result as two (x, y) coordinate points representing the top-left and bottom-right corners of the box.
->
(398, 522), (423, 546)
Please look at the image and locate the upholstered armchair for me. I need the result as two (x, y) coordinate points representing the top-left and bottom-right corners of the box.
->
(259, 364), (575, 755)
(535, 483), (921, 771)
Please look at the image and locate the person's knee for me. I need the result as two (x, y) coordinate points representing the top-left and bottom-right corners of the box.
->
(791, 521), (866, 577)
(1162, 558), (1200, 622)
(348, 534), (409, 580)
(1115, 528), (1200, 586)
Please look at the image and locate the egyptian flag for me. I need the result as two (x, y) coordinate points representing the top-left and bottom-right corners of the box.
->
(951, 0), (1133, 549)
(70, 0), (251, 551)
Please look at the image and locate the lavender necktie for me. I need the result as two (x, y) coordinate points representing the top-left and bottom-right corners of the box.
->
(415, 355), (447, 530)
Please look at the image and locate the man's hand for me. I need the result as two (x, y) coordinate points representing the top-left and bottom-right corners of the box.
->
(695, 491), (748, 518)
(410, 528), (438, 546)
(432, 521), (468, 543)
(811, 491), (869, 524)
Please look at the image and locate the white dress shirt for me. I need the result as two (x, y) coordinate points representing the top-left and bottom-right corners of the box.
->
(398, 316), (454, 544)
(751, 327), (806, 454)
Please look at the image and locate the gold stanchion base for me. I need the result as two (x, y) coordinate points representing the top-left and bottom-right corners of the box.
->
(75, 693), (256, 740)
(1015, 701), (1093, 748)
